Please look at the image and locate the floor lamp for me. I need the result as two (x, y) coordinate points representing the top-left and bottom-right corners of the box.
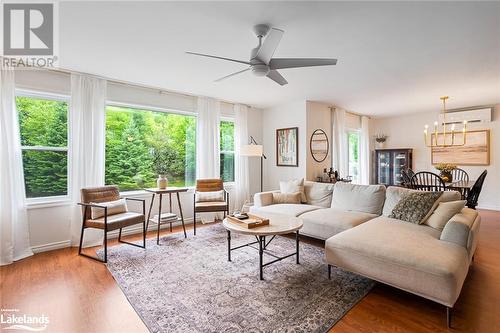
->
(240, 136), (266, 193)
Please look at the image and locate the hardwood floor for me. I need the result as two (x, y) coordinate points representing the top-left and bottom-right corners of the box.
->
(1, 210), (499, 333)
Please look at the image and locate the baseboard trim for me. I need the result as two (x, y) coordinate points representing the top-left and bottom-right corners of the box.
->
(31, 218), (196, 254)
(477, 205), (500, 212)
(31, 240), (72, 253)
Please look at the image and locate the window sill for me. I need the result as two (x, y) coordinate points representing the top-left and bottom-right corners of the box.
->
(26, 197), (72, 209)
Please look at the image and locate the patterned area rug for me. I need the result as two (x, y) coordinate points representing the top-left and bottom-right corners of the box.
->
(99, 224), (374, 333)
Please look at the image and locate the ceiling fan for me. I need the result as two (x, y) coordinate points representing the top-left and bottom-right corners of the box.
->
(186, 24), (337, 86)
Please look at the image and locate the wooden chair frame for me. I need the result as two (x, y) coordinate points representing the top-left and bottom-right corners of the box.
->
(193, 179), (230, 236)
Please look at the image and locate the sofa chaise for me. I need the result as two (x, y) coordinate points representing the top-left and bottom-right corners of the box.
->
(250, 181), (480, 327)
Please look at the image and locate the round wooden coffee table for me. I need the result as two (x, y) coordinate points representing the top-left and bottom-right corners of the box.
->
(222, 214), (303, 280)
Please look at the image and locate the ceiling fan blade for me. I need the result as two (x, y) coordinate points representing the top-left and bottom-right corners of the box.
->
(266, 70), (288, 86)
(254, 28), (284, 65)
(214, 68), (251, 82)
(186, 52), (250, 65)
(269, 58), (337, 70)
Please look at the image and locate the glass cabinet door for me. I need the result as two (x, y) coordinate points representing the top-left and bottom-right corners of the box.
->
(392, 151), (407, 185)
(378, 152), (391, 185)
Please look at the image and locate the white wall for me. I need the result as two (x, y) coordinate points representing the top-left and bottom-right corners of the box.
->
(14, 69), (263, 252)
(371, 105), (500, 210)
(306, 101), (332, 181)
(262, 100), (307, 190)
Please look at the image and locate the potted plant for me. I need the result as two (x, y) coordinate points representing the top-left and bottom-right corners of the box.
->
(375, 134), (388, 148)
(435, 163), (457, 183)
(151, 147), (170, 189)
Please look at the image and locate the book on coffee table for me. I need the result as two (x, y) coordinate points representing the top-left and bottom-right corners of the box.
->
(227, 213), (269, 229)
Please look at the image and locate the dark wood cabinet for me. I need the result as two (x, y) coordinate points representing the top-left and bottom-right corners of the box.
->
(374, 148), (413, 186)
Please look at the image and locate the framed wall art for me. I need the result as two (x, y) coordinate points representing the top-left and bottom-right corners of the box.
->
(431, 129), (490, 165)
(276, 127), (298, 166)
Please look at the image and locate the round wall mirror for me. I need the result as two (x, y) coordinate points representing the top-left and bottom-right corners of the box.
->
(310, 129), (329, 162)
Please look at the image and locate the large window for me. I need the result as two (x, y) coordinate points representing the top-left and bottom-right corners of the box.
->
(347, 130), (360, 184)
(220, 120), (235, 182)
(105, 105), (196, 191)
(16, 94), (69, 199)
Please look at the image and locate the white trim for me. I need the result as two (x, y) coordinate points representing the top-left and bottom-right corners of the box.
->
(16, 90), (72, 203)
(477, 205), (500, 212)
(16, 88), (70, 102)
(30, 218), (195, 253)
(31, 240), (72, 253)
(21, 146), (68, 151)
(106, 100), (197, 117)
(27, 196), (71, 209)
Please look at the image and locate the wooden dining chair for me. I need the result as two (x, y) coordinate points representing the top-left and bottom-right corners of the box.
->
(407, 168), (415, 178)
(401, 170), (412, 188)
(78, 185), (146, 263)
(411, 171), (446, 192)
(451, 168), (469, 182)
(451, 168), (469, 198)
(193, 179), (229, 235)
(466, 170), (487, 210)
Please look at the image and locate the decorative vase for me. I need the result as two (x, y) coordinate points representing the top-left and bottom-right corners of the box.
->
(376, 141), (386, 149)
(157, 175), (168, 189)
(440, 171), (452, 183)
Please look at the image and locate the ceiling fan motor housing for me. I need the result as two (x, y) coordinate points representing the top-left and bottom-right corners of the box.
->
(252, 64), (270, 76)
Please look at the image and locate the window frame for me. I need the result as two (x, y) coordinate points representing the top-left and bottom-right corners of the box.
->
(104, 100), (198, 192)
(346, 129), (361, 184)
(219, 117), (235, 185)
(16, 89), (72, 206)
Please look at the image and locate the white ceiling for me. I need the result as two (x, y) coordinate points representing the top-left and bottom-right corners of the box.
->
(59, 1), (500, 116)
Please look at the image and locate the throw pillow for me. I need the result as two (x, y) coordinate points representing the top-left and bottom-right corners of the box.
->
(196, 190), (225, 202)
(425, 200), (466, 230)
(383, 186), (461, 217)
(304, 181), (334, 207)
(90, 198), (128, 219)
(389, 192), (443, 224)
(272, 192), (302, 204)
(280, 178), (307, 203)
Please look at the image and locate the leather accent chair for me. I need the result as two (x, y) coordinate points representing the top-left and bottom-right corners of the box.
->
(193, 179), (229, 235)
(78, 185), (146, 263)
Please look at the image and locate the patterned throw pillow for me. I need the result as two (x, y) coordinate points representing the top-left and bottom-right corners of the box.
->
(272, 192), (302, 204)
(389, 192), (443, 224)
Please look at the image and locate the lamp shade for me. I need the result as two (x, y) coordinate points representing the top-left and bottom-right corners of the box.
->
(240, 144), (263, 157)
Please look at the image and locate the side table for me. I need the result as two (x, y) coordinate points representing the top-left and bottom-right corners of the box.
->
(145, 187), (188, 245)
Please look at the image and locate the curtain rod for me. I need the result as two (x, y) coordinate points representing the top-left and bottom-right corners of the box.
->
(33, 66), (253, 109)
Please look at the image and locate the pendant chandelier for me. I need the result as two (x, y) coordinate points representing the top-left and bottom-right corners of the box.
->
(424, 96), (467, 147)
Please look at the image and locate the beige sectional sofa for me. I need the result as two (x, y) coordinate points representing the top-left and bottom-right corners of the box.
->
(250, 181), (480, 327)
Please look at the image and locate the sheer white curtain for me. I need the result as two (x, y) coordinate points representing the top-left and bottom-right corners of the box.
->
(332, 107), (348, 178)
(196, 97), (220, 179)
(360, 116), (371, 185)
(234, 104), (249, 211)
(0, 66), (33, 265)
(69, 74), (107, 247)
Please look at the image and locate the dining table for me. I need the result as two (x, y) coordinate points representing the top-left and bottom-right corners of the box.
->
(414, 179), (475, 199)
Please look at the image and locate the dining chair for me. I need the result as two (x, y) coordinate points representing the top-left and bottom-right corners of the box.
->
(452, 168), (469, 183)
(410, 171), (446, 192)
(78, 185), (146, 263)
(451, 168), (469, 198)
(466, 170), (487, 209)
(401, 170), (412, 188)
(193, 179), (229, 235)
(407, 168), (415, 178)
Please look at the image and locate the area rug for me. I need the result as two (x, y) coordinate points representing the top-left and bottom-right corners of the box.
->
(98, 224), (374, 333)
